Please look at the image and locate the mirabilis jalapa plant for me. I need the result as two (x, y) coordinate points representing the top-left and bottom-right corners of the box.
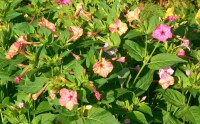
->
(1, 0), (200, 123)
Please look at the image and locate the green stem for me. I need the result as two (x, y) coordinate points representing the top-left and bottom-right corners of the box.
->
(133, 41), (159, 83)
(0, 109), (4, 123)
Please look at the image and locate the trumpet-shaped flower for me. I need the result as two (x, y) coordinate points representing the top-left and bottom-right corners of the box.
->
(59, 88), (78, 111)
(177, 49), (185, 57)
(152, 24), (172, 43)
(69, 26), (83, 41)
(38, 17), (56, 32)
(124, 7), (141, 23)
(93, 58), (113, 78)
(109, 19), (128, 36)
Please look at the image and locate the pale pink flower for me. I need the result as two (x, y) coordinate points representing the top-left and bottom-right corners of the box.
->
(14, 69), (29, 83)
(152, 24), (173, 43)
(18, 102), (24, 109)
(57, 0), (71, 5)
(158, 67), (174, 89)
(71, 52), (81, 60)
(109, 19), (128, 36)
(125, 118), (130, 124)
(176, 49), (185, 57)
(38, 17), (55, 32)
(165, 15), (177, 22)
(69, 26), (83, 41)
(180, 38), (190, 50)
(59, 88), (78, 111)
(93, 58), (113, 78)
(111, 57), (126, 63)
(185, 70), (190, 77)
(103, 42), (118, 55)
(124, 7), (141, 23)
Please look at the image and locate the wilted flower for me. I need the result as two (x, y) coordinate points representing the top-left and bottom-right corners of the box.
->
(185, 70), (190, 77)
(59, 88), (78, 111)
(38, 17), (56, 32)
(180, 38), (190, 50)
(71, 52), (81, 60)
(125, 118), (130, 124)
(158, 66), (174, 89)
(152, 24), (172, 43)
(5, 35), (28, 60)
(75, 3), (92, 21)
(14, 68), (29, 83)
(177, 48), (185, 57)
(109, 19), (128, 36)
(18, 102), (24, 109)
(69, 26), (83, 41)
(124, 7), (141, 23)
(57, 0), (71, 5)
(112, 57), (126, 63)
(93, 58), (113, 78)
(88, 82), (101, 101)
(103, 42), (118, 55)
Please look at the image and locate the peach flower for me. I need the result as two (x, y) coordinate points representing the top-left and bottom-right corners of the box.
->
(109, 19), (128, 36)
(93, 58), (113, 78)
(38, 17), (55, 32)
(69, 26), (83, 41)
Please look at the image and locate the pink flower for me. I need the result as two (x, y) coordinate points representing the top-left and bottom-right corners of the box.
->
(38, 17), (55, 32)
(14, 69), (29, 83)
(165, 15), (177, 22)
(152, 24), (173, 43)
(109, 19), (128, 36)
(180, 38), (190, 50)
(158, 67), (174, 89)
(57, 0), (71, 5)
(59, 88), (78, 111)
(5, 35), (27, 60)
(93, 58), (113, 78)
(185, 70), (190, 77)
(69, 26), (83, 41)
(112, 57), (126, 63)
(71, 52), (81, 60)
(176, 49), (185, 57)
(88, 82), (101, 101)
(75, 3), (91, 21)
(18, 102), (24, 109)
(103, 42), (118, 55)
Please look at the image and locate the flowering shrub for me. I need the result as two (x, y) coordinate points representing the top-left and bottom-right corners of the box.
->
(1, 0), (200, 123)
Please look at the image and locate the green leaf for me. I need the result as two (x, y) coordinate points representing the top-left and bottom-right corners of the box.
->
(133, 70), (154, 96)
(10, 0), (22, 8)
(12, 22), (35, 35)
(124, 28), (144, 39)
(123, 40), (145, 61)
(146, 15), (159, 34)
(78, 107), (120, 124)
(128, 111), (148, 124)
(175, 68), (191, 87)
(118, 68), (130, 86)
(31, 113), (57, 124)
(74, 62), (84, 81)
(108, 32), (121, 49)
(5, 11), (22, 20)
(33, 101), (54, 115)
(176, 106), (200, 124)
(137, 103), (153, 117)
(160, 89), (186, 107)
(163, 112), (181, 124)
(17, 77), (47, 93)
(148, 53), (187, 70)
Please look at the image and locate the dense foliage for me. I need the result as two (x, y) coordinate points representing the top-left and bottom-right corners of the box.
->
(1, 0), (200, 123)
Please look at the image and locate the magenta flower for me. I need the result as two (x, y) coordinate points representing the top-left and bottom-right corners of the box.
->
(165, 15), (177, 22)
(57, 0), (71, 5)
(59, 88), (78, 111)
(88, 82), (101, 101)
(152, 24), (173, 43)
